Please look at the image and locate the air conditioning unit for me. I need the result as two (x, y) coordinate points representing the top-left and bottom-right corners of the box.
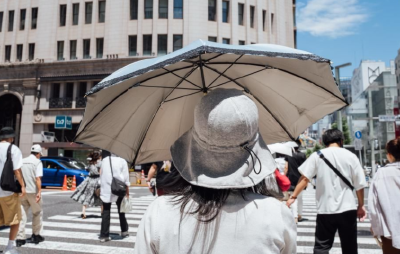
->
(41, 131), (55, 143)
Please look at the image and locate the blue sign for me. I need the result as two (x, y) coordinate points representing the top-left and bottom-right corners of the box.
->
(355, 131), (362, 139)
(55, 115), (72, 130)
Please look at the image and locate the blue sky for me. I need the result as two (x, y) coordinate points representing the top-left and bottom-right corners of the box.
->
(296, 0), (400, 78)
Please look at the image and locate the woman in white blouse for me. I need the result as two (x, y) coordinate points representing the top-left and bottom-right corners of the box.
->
(368, 138), (400, 253)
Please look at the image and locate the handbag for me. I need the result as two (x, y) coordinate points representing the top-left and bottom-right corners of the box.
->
(110, 157), (127, 197)
(0, 144), (24, 193)
(317, 151), (354, 190)
(120, 197), (132, 213)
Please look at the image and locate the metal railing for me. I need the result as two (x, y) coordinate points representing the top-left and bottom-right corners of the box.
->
(75, 97), (86, 108)
(49, 98), (72, 108)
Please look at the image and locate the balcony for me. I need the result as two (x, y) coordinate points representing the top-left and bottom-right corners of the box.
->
(49, 98), (72, 108)
(76, 97), (86, 108)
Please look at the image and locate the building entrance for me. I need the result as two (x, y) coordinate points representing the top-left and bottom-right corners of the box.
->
(0, 94), (22, 145)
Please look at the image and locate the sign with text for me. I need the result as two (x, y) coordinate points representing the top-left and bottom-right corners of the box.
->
(354, 139), (363, 151)
(55, 115), (72, 130)
(379, 115), (396, 122)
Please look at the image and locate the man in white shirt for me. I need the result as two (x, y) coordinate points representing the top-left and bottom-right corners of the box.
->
(16, 144), (45, 247)
(287, 129), (367, 254)
(0, 127), (26, 254)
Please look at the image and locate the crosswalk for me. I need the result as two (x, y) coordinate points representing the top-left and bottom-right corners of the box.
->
(0, 188), (382, 253)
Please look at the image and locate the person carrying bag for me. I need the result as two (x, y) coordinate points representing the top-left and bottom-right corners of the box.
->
(99, 154), (130, 243)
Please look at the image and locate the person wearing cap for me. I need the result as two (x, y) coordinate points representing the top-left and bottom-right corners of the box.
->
(0, 127), (26, 254)
(16, 144), (45, 247)
(134, 89), (296, 254)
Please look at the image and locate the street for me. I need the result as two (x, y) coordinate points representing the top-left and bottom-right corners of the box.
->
(0, 186), (381, 254)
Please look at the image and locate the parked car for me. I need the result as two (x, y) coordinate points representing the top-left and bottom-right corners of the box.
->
(40, 157), (89, 188)
(43, 156), (88, 170)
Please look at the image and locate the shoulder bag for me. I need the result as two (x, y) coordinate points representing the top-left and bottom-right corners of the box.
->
(109, 157), (127, 197)
(0, 144), (24, 193)
(317, 151), (354, 190)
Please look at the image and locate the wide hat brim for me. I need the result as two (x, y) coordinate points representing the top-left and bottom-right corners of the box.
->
(171, 128), (277, 189)
(0, 133), (15, 139)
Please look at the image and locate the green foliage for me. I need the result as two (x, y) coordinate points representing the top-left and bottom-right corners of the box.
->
(313, 143), (322, 153)
(306, 149), (313, 158)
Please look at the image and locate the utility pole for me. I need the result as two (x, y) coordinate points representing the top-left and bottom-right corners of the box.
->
(368, 89), (376, 176)
(335, 63), (352, 131)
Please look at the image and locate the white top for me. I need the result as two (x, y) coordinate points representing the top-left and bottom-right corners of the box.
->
(275, 158), (286, 175)
(134, 192), (297, 254)
(0, 142), (23, 197)
(299, 147), (367, 214)
(21, 154), (43, 194)
(27, 155), (43, 177)
(100, 155), (130, 203)
(368, 162), (400, 249)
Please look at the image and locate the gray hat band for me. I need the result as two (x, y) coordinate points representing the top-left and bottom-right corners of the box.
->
(192, 127), (258, 153)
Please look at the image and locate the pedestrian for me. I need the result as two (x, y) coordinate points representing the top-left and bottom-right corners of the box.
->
(99, 153), (130, 242)
(16, 144), (45, 247)
(368, 138), (400, 253)
(287, 129), (367, 254)
(285, 139), (307, 222)
(146, 161), (170, 196)
(134, 89), (296, 254)
(0, 127), (26, 254)
(71, 151), (102, 219)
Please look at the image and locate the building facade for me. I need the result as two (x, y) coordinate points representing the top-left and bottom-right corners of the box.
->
(0, 0), (296, 158)
(395, 49), (400, 98)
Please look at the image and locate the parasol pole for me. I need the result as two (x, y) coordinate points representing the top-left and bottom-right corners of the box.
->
(199, 54), (207, 94)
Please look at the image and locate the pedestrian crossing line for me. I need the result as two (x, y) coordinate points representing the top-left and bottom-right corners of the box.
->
(68, 212), (144, 219)
(48, 215), (142, 225)
(85, 208), (146, 214)
(0, 237), (132, 254)
(299, 221), (371, 228)
(296, 246), (381, 254)
(297, 236), (377, 245)
(22, 221), (140, 233)
(0, 228), (136, 243)
(299, 217), (371, 224)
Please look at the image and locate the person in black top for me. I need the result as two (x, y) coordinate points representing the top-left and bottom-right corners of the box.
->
(285, 140), (307, 221)
(146, 161), (171, 196)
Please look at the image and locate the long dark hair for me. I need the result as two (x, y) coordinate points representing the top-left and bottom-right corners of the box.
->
(160, 164), (273, 223)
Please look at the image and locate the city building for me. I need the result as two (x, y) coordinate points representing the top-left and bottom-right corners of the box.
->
(339, 77), (352, 104)
(0, 0), (297, 158)
(395, 48), (400, 100)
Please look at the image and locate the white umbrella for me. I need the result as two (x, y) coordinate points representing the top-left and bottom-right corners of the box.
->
(74, 40), (347, 163)
(268, 143), (293, 157)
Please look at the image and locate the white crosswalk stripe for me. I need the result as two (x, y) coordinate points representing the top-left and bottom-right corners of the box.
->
(0, 189), (381, 253)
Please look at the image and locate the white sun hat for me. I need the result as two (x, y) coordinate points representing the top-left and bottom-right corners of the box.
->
(170, 88), (277, 189)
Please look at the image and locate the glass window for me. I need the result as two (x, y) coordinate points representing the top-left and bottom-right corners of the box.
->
(143, 35), (152, 56)
(8, 10), (14, 31)
(65, 83), (74, 98)
(271, 13), (274, 33)
(0, 12), (3, 32)
(262, 10), (266, 31)
(43, 161), (61, 169)
(20, 9), (26, 30)
(250, 6), (255, 28)
(28, 43), (35, 60)
(128, 35), (137, 56)
(72, 3), (79, 25)
(83, 39), (90, 58)
(70, 40), (77, 59)
(60, 5), (67, 26)
(173, 0), (183, 19)
(52, 83), (61, 98)
(159, 0), (168, 19)
(173, 34), (182, 51)
(157, 34), (167, 56)
(98, 1), (106, 23)
(239, 40), (245, 45)
(85, 2), (93, 24)
(208, 0), (216, 21)
(16, 44), (22, 61)
(208, 36), (217, 42)
(5, 45), (11, 61)
(96, 38), (104, 58)
(222, 1), (229, 23)
(238, 3), (244, 26)
(57, 41), (64, 60)
(222, 38), (230, 44)
(144, 0), (153, 19)
(130, 0), (138, 20)
(79, 82), (87, 97)
(31, 8), (38, 29)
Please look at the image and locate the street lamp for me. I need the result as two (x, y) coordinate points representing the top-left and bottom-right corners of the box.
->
(334, 62), (352, 131)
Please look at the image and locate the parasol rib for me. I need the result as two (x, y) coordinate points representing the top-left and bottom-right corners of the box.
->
(198, 54), (207, 93)
(203, 65), (295, 140)
(162, 67), (201, 89)
(207, 55), (244, 88)
(209, 68), (268, 89)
